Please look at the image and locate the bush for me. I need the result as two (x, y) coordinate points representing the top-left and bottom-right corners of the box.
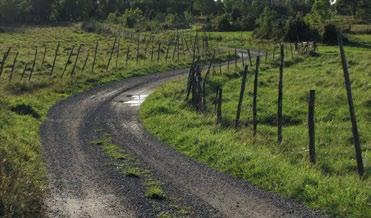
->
(81, 19), (98, 33)
(284, 16), (321, 42)
(212, 14), (232, 32)
(122, 8), (145, 28)
(322, 24), (338, 45)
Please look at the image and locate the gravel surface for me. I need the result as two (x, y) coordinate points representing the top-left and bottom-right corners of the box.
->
(41, 68), (322, 218)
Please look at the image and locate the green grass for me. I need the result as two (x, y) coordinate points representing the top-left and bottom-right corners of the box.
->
(141, 35), (371, 217)
(0, 24), (224, 217)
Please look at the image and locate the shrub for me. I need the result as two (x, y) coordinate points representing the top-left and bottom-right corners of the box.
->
(212, 14), (232, 32)
(322, 24), (338, 45)
(122, 8), (145, 28)
(284, 16), (321, 42)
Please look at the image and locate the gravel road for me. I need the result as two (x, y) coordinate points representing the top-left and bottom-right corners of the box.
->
(41, 68), (321, 217)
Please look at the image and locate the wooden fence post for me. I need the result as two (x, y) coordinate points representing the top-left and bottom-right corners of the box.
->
(337, 31), (364, 177)
(91, 41), (98, 73)
(308, 90), (316, 164)
(0, 47), (12, 77)
(81, 52), (90, 74)
(126, 46), (130, 65)
(70, 44), (82, 77)
(50, 42), (60, 76)
(116, 38), (120, 68)
(61, 46), (75, 78)
(41, 47), (47, 67)
(234, 48), (238, 70)
(21, 63), (28, 80)
(235, 65), (249, 128)
(247, 49), (253, 66)
(157, 42), (161, 63)
(9, 51), (18, 82)
(107, 37), (117, 71)
(253, 56), (260, 137)
(277, 44), (284, 144)
(28, 48), (38, 81)
(217, 87), (222, 124)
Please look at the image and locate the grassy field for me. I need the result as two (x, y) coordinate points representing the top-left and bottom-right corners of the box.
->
(141, 34), (371, 217)
(0, 24), (226, 216)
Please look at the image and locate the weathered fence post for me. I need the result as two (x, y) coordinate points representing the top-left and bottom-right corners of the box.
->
(308, 90), (316, 164)
(157, 42), (161, 63)
(107, 37), (117, 71)
(116, 38), (120, 68)
(126, 46), (130, 65)
(81, 52), (90, 74)
(28, 48), (38, 81)
(50, 42), (60, 76)
(0, 47), (12, 77)
(9, 51), (18, 82)
(247, 49), (253, 66)
(70, 44), (82, 77)
(217, 87), (223, 124)
(277, 44), (284, 144)
(253, 56), (260, 137)
(136, 36), (140, 64)
(337, 31), (364, 177)
(41, 47), (47, 67)
(91, 41), (98, 73)
(234, 48), (238, 70)
(21, 63), (28, 80)
(235, 65), (249, 128)
(61, 46), (75, 78)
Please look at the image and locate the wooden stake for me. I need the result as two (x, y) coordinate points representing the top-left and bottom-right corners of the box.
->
(91, 41), (98, 73)
(277, 44), (284, 144)
(337, 31), (364, 176)
(0, 47), (11, 77)
(61, 46), (75, 78)
(235, 65), (248, 128)
(253, 56), (260, 136)
(70, 44), (82, 77)
(9, 51), (18, 82)
(308, 90), (316, 164)
(29, 48), (38, 81)
(50, 42), (60, 76)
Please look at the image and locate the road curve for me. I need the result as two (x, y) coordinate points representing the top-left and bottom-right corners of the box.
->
(41, 68), (321, 218)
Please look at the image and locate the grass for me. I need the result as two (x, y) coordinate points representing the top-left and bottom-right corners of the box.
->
(0, 24), (226, 217)
(141, 34), (371, 217)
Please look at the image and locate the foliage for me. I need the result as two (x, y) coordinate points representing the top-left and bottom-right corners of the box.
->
(284, 15), (321, 42)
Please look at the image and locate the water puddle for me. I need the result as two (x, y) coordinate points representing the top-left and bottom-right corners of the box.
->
(124, 94), (148, 107)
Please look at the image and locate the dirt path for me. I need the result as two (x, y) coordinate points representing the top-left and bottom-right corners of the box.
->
(41, 68), (321, 217)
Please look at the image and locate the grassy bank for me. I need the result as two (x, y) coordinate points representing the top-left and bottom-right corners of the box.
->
(0, 24), (224, 216)
(141, 35), (371, 217)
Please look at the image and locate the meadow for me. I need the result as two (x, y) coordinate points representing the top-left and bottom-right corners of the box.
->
(141, 34), (371, 217)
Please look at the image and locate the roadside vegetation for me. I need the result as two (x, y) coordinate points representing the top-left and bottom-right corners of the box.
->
(141, 34), (371, 217)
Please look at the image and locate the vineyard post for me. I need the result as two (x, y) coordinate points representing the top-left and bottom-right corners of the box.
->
(253, 56), (260, 137)
(308, 90), (316, 164)
(28, 48), (38, 81)
(277, 44), (284, 144)
(337, 31), (364, 177)
(235, 65), (248, 128)
(50, 42), (60, 76)
(241, 52), (245, 67)
(9, 51), (18, 82)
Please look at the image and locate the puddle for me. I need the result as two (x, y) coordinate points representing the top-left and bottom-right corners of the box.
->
(124, 94), (148, 106)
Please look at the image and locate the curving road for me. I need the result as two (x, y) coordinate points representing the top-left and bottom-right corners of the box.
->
(41, 68), (321, 217)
